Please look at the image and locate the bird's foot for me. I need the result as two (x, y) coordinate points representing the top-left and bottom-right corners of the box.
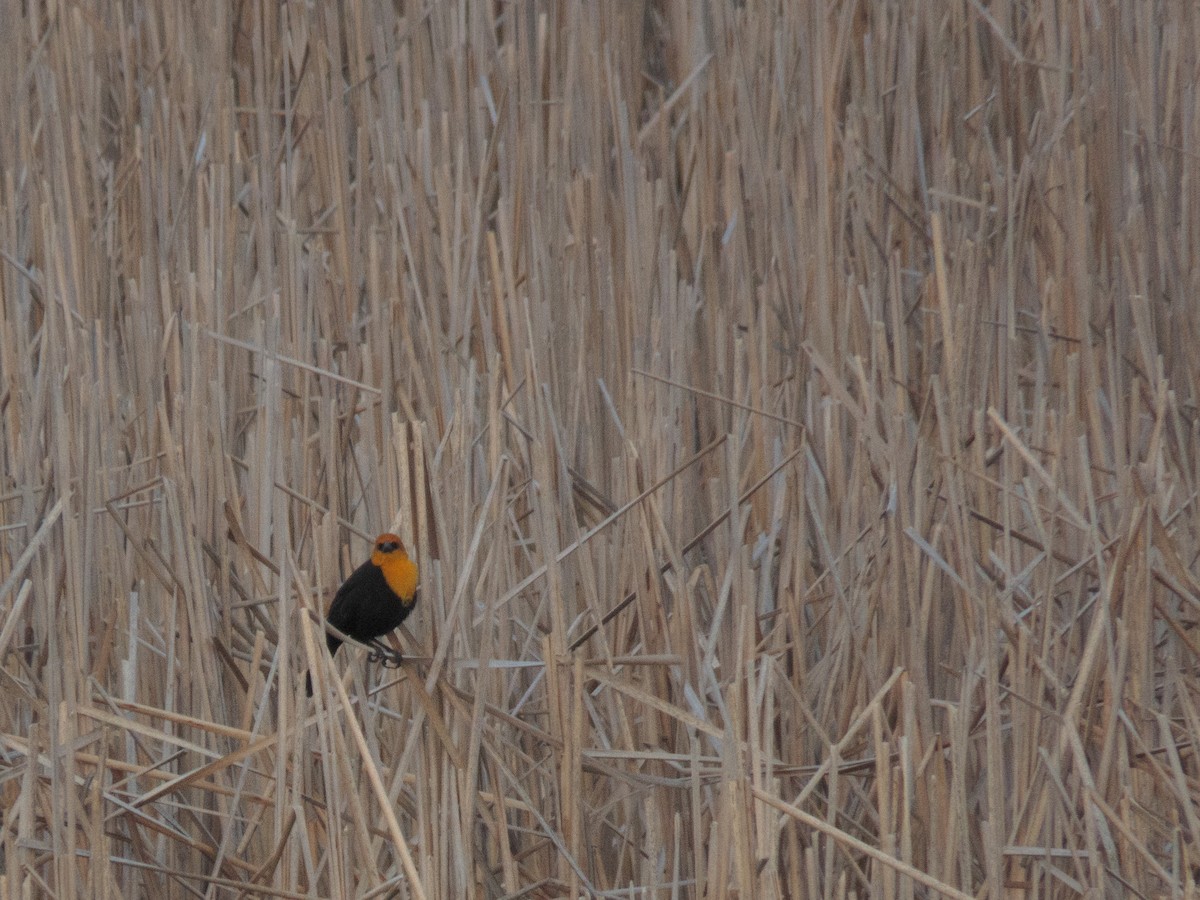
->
(367, 641), (404, 668)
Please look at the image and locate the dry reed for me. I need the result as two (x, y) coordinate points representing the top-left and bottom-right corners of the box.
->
(2, 1), (1199, 897)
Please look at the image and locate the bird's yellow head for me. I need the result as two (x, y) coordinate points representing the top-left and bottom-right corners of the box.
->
(371, 532), (419, 605)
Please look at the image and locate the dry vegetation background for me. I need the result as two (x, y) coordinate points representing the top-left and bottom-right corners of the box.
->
(1, 0), (1199, 897)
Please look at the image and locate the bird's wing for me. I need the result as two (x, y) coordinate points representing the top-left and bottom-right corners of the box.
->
(324, 559), (375, 651)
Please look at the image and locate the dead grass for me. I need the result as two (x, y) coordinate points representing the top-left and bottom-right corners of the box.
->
(2, 1), (1200, 896)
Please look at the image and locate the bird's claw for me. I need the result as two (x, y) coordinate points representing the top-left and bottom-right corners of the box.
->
(366, 644), (404, 668)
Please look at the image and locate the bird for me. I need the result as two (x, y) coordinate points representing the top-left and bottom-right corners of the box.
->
(305, 532), (419, 696)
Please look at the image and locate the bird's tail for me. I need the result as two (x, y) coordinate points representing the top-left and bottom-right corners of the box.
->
(306, 639), (342, 697)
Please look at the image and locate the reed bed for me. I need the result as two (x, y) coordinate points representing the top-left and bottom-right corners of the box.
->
(2, 1), (1199, 896)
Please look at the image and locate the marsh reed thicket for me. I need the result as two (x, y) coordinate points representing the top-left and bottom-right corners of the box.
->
(2, 1), (1200, 896)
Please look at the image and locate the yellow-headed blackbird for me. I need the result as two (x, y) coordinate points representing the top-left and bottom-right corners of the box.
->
(305, 532), (419, 696)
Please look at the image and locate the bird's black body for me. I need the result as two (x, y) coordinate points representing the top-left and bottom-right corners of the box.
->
(324, 558), (414, 656)
(304, 534), (418, 696)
